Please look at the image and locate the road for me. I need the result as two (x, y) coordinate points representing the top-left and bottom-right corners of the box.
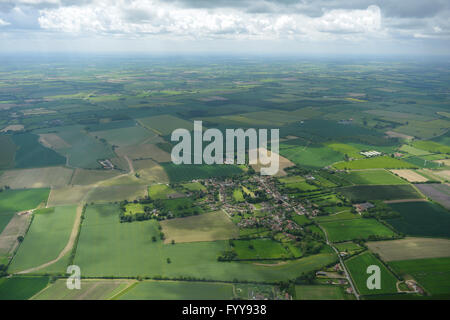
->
(318, 224), (360, 300)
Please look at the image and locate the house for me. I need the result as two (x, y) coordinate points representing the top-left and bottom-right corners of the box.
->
(353, 202), (374, 213)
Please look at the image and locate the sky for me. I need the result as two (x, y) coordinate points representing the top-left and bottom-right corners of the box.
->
(0, 0), (449, 55)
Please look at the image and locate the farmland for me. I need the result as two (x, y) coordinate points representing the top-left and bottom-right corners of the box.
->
(118, 281), (234, 300)
(0, 167), (73, 189)
(320, 218), (396, 242)
(367, 238), (450, 261)
(333, 156), (417, 170)
(340, 170), (408, 185)
(161, 163), (243, 183)
(9, 205), (78, 273)
(337, 185), (422, 202)
(0, 188), (50, 214)
(160, 210), (239, 243)
(0, 276), (49, 300)
(295, 285), (346, 300)
(345, 252), (398, 296)
(386, 202), (450, 238)
(389, 257), (450, 298)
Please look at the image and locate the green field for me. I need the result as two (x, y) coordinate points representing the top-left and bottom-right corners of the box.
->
(73, 204), (336, 281)
(148, 184), (179, 200)
(0, 135), (16, 169)
(90, 125), (156, 147)
(233, 188), (245, 202)
(0, 276), (49, 300)
(320, 218), (396, 242)
(0, 167), (73, 189)
(161, 163), (243, 183)
(341, 170), (408, 185)
(334, 156), (417, 170)
(280, 144), (343, 169)
(138, 115), (194, 136)
(337, 185), (422, 201)
(346, 252), (398, 296)
(399, 144), (430, 156)
(411, 140), (450, 154)
(389, 257), (450, 297)
(314, 210), (360, 223)
(182, 182), (206, 192)
(9, 205), (78, 273)
(230, 239), (297, 260)
(386, 202), (450, 238)
(11, 133), (66, 169)
(160, 210), (239, 243)
(32, 279), (132, 300)
(118, 281), (234, 300)
(0, 188), (50, 214)
(295, 285), (346, 300)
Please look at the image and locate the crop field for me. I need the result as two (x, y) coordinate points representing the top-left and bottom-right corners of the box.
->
(367, 238), (450, 261)
(411, 140), (450, 154)
(399, 144), (430, 156)
(138, 115), (194, 135)
(46, 185), (91, 207)
(118, 281), (234, 300)
(133, 159), (169, 184)
(148, 184), (179, 200)
(11, 133), (66, 169)
(161, 163), (243, 183)
(181, 182), (206, 192)
(0, 188), (50, 214)
(403, 156), (440, 169)
(333, 156), (417, 170)
(32, 279), (134, 300)
(337, 185), (422, 202)
(230, 238), (298, 260)
(334, 242), (363, 255)
(86, 184), (148, 203)
(295, 285), (346, 300)
(0, 167), (73, 189)
(0, 211), (15, 234)
(73, 204), (336, 281)
(0, 135), (16, 169)
(160, 210), (239, 243)
(9, 205), (78, 273)
(314, 211), (361, 223)
(0, 276), (49, 300)
(415, 183), (450, 209)
(386, 202), (450, 238)
(70, 168), (121, 185)
(320, 218), (396, 242)
(390, 170), (428, 183)
(341, 170), (408, 185)
(324, 142), (365, 159)
(345, 252), (398, 296)
(389, 257), (450, 297)
(394, 119), (450, 140)
(115, 143), (170, 162)
(89, 125), (156, 147)
(279, 144), (343, 169)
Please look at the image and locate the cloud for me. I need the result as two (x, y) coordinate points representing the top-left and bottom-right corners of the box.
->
(0, 18), (10, 26)
(36, 0), (383, 40)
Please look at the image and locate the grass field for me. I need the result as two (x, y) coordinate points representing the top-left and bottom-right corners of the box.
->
(182, 182), (206, 192)
(74, 204), (336, 281)
(230, 238), (297, 260)
(389, 257), (450, 297)
(279, 144), (343, 169)
(346, 252), (398, 296)
(11, 133), (66, 169)
(333, 156), (417, 170)
(367, 238), (450, 261)
(161, 163), (243, 183)
(314, 210), (360, 223)
(0, 211), (15, 234)
(115, 143), (170, 162)
(233, 188), (245, 202)
(411, 140), (450, 154)
(118, 280), (234, 300)
(279, 175), (318, 192)
(8, 205), (78, 273)
(86, 184), (148, 203)
(70, 168), (120, 185)
(32, 279), (133, 300)
(320, 218), (396, 242)
(0, 167), (73, 189)
(0, 135), (16, 169)
(399, 144), (430, 156)
(148, 184), (179, 200)
(295, 285), (345, 300)
(138, 115), (194, 135)
(342, 170), (408, 185)
(160, 210), (239, 243)
(90, 125), (156, 147)
(0, 276), (49, 300)
(386, 202), (450, 238)
(337, 185), (422, 201)
(0, 188), (50, 214)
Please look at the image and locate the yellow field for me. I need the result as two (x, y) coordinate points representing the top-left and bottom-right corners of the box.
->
(390, 169), (428, 183)
(250, 147), (294, 176)
(367, 237), (450, 261)
(160, 210), (239, 244)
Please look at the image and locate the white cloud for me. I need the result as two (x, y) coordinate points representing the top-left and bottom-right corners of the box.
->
(37, 1), (383, 41)
(0, 18), (10, 26)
